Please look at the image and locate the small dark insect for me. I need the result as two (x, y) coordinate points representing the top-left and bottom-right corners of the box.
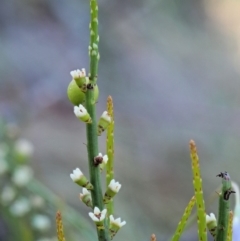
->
(216, 171), (230, 181)
(87, 83), (94, 89)
(223, 189), (235, 201)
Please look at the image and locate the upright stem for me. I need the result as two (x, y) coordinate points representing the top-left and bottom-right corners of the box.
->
(189, 140), (207, 241)
(86, 0), (109, 241)
(216, 172), (232, 241)
(106, 96), (114, 216)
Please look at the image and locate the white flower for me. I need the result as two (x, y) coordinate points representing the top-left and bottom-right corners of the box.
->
(10, 197), (31, 217)
(80, 188), (90, 200)
(1, 185), (16, 205)
(70, 69), (86, 79)
(32, 214), (51, 231)
(89, 207), (107, 222)
(98, 153), (108, 164)
(70, 168), (83, 182)
(0, 158), (8, 175)
(206, 213), (216, 223)
(110, 215), (126, 228)
(15, 139), (34, 157)
(97, 153), (108, 164)
(12, 165), (33, 187)
(74, 105), (87, 118)
(101, 111), (111, 123)
(109, 179), (121, 193)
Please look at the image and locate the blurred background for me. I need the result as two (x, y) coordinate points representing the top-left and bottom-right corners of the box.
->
(1, 0), (240, 240)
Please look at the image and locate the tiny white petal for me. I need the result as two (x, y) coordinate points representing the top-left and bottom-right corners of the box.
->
(109, 179), (121, 193)
(110, 215), (114, 222)
(101, 111), (111, 123)
(70, 69), (86, 79)
(120, 221), (126, 227)
(103, 155), (108, 164)
(206, 213), (216, 223)
(101, 209), (107, 218)
(82, 188), (90, 195)
(89, 212), (99, 222)
(94, 206), (101, 215)
(110, 215), (126, 227)
(70, 168), (83, 182)
(74, 105), (87, 118)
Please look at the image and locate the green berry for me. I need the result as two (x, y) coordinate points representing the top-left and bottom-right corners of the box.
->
(67, 80), (99, 105)
(67, 79), (86, 105)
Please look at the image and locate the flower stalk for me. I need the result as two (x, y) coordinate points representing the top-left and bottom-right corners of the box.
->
(85, 0), (109, 240)
(170, 196), (196, 241)
(189, 140), (207, 241)
(206, 213), (217, 239)
(103, 179), (121, 204)
(106, 96), (114, 215)
(109, 215), (126, 239)
(80, 188), (93, 208)
(216, 172), (235, 241)
(70, 168), (93, 190)
(56, 211), (66, 241)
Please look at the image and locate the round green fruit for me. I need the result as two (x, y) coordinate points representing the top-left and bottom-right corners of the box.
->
(67, 80), (99, 105)
(67, 79), (85, 105)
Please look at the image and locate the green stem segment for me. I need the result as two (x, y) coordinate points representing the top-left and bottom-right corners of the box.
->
(171, 196), (196, 241)
(86, 0), (109, 241)
(106, 96), (114, 216)
(89, 0), (100, 84)
(216, 172), (233, 241)
(189, 140), (207, 241)
(227, 211), (233, 241)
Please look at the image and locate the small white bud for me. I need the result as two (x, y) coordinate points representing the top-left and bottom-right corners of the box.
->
(70, 69), (86, 79)
(74, 105), (92, 123)
(110, 215), (126, 228)
(70, 168), (83, 182)
(206, 213), (216, 223)
(109, 179), (121, 193)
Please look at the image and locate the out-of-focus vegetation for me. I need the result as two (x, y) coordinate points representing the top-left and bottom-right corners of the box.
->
(0, 119), (95, 241)
(1, 0), (240, 240)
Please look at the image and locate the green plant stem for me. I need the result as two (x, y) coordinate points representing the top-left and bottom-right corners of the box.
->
(86, 0), (109, 240)
(189, 140), (207, 241)
(216, 174), (232, 241)
(89, 0), (99, 83)
(171, 196), (196, 241)
(106, 96), (114, 216)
